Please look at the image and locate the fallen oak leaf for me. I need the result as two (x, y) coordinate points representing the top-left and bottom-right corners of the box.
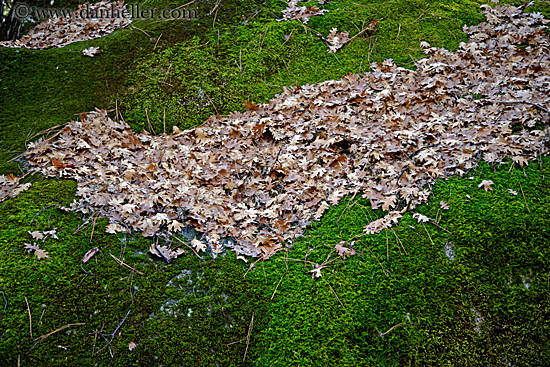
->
(35, 249), (50, 260)
(190, 239), (207, 252)
(478, 180), (494, 191)
(149, 243), (184, 263)
(28, 231), (45, 240)
(413, 213), (430, 223)
(335, 241), (356, 257)
(24, 242), (49, 259)
(82, 47), (101, 57)
(82, 247), (99, 263)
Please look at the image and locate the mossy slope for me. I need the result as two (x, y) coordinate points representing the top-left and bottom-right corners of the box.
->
(1, 0), (549, 365)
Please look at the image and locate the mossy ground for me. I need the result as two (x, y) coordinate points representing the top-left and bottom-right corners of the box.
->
(1, 0), (550, 365)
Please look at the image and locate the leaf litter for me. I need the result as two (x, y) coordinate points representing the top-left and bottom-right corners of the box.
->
(23, 4), (550, 259)
(0, 1), (131, 50)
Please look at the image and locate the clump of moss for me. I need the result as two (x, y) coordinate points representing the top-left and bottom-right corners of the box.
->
(1, 0), (550, 365)
(248, 157), (550, 366)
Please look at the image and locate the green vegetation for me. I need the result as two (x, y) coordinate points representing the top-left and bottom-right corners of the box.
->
(1, 0), (549, 365)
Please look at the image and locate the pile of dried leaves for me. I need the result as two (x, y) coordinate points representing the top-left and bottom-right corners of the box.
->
(0, 1), (130, 49)
(0, 174), (31, 203)
(24, 4), (549, 258)
(277, 0), (329, 24)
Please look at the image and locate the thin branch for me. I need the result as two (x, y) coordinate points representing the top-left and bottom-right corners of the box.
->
(173, 236), (202, 259)
(242, 312), (254, 363)
(94, 309), (131, 356)
(35, 323), (85, 342)
(270, 274), (286, 300)
(109, 253), (144, 275)
(24, 296), (32, 339)
(519, 181), (531, 213)
(379, 322), (409, 336)
(324, 280), (348, 314)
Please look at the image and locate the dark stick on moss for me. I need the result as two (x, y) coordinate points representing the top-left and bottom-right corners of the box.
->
(95, 309), (131, 356)
(242, 311), (254, 362)
(30, 204), (61, 225)
(1, 291), (7, 321)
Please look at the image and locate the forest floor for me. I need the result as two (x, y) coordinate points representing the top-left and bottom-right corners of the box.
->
(1, 0), (550, 366)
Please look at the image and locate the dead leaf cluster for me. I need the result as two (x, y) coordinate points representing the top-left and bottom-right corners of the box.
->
(24, 4), (550, 259)
(326, 28), (349, 53)
(277, 0), (329, 24)
(0, 1), (131, 49)
(24, 228), (58, 260)
(0, 174), (31, 203)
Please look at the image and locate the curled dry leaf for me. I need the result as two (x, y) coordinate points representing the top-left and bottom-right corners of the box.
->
(508, 189), (518, 196)
(413, 213), (430, 223)
(277, 0), (329, 24)
(149, 243), (185, 263)
(439, 201), (450, 210)
(82, 47), (101, 57)
(190, 239), (207, 252)
(335, 241), (356, 257)
(29, 231), (45, 241)
(82, 247), (100, 263)
(308, 265), (325, 279)
(479, 180), (495, 191)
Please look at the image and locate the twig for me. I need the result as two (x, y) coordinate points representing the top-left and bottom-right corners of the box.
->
(243, 257), (262, 278)
(173, 236), (202, 258)
(109, 253), (144, 275)
(422, 222), (434, 246)
(519, 181), (531, 213)
(153, 33), (163, 50)
(163, 108), (166, 134)
(30, 204), (61, 225)
(367, 247), (388, 277)
(379, 322), (409, 336)
(24, 296), (32, 339)
(270, 274), (285, 300)
(390, 228), (407, 254)
(95, 309), (131, 356)
(242, 312), (254, 363)
(1, 291), (7, 321)
(395, 23), (401, 41)
(324, 280), (348, 314)
(410, 6), (430, 24)
(89, 214), (98, 243)
(348, 17), (383, 43)
(211, 0), (222, 29)
(131, 25), (151, 37)
(204, 92), (220, 116)
(224, 337), (246, 346)
(144, 74), (174, 87)
(144, 108), (156, 135)
(35, 323), (85, 342)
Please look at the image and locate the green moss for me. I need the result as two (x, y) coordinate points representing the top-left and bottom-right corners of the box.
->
(249, 157), (550, 366)
(1, 0), (550, 365)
